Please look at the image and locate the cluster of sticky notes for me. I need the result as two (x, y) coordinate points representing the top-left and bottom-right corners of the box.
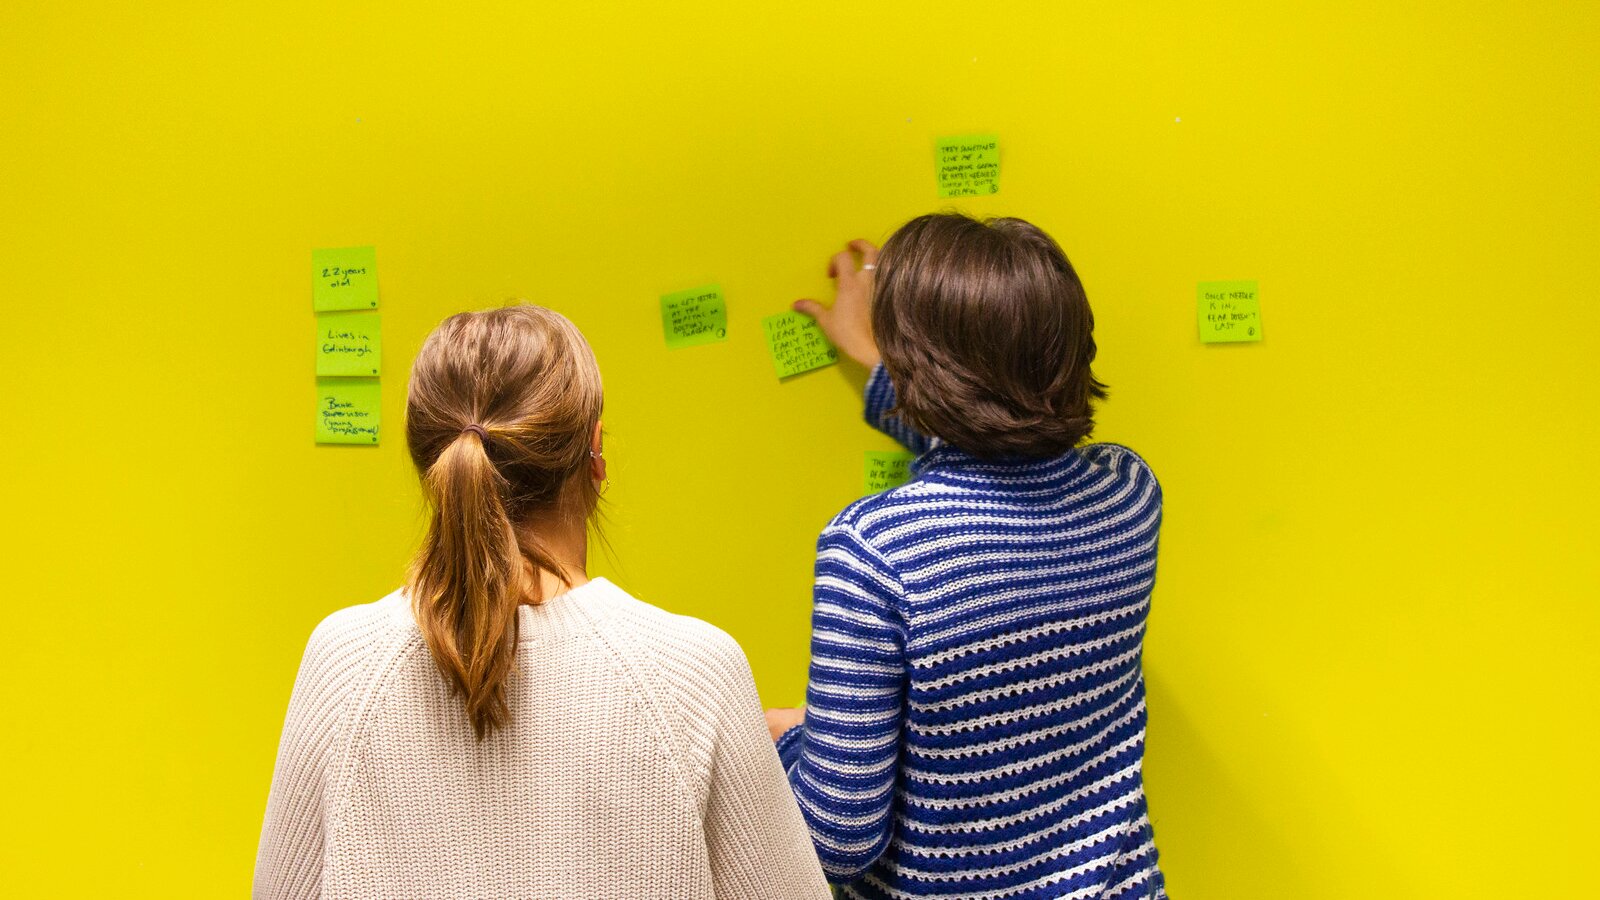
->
(936, 134), (1001, 197)
(657, 282), (840, 381)
(1197, 280), (1263, 343)
(865, 450), (917, 494)
(660, 285), (728, 349)
(313, 246), (381, 444)
(762, 311), (840, 379)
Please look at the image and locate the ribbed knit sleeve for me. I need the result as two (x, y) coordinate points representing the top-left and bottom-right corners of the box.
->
(781, 519), (910, 883)
(698, 631), (833, 899)
(253, 605), (386, 900)
(864, 363), (935, 455)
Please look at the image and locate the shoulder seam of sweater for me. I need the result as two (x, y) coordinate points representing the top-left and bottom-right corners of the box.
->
(826, 520), (912, 637)
(322, 614), (427, 843)
(565, 594), (700, 812)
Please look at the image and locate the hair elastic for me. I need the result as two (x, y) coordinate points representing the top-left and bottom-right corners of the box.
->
(462, 424), (488, 441)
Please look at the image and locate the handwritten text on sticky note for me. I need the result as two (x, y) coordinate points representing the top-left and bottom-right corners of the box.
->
(762, 311), (838, 379)
(315, 311), (383, 376)
(936, 134), (1000, 198)
(660, 285), (728, 349)
(312, 246), (379, 311)
(1198, 280), (1263, 343)
(865, 450), (917, 494)
(316, 379), (380, 444)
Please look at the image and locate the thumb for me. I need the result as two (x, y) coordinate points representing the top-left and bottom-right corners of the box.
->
(793, 298), (826, 320)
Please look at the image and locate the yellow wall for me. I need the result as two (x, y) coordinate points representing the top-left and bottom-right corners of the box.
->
(2, 2), (1595, 896)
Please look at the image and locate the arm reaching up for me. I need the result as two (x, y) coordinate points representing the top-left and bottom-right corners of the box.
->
(795, 239), (935, 454)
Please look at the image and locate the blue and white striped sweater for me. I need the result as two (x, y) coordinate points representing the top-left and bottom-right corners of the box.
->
(777, 365), (1166, 900)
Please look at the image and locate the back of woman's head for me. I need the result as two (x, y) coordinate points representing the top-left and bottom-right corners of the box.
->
(405, 304), (603, 740)
(873, 213), (1107, 458)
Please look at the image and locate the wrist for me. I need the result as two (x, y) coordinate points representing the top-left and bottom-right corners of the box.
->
(845, 341), (881, 369)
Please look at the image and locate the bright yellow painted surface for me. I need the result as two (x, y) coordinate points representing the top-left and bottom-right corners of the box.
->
(2, 2), (1595, 896)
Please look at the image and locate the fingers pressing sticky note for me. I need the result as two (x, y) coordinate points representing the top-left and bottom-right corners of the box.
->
(762, 311), (838, 379)
(315, 311), (382, 376)
(312, 246), (379, 311)
(865, 450), (917, 494)
(316, 379), (381, 445)
(1197, 280), (1263, 343)
(661, 285), (728, 349)
(936, 134), (1000, 198)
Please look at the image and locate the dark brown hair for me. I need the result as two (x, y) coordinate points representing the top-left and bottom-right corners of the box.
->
(404, 304), (603, 739)
(872, 213), (1107, 458)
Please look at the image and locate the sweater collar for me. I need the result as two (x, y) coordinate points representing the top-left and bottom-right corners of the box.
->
(914, 442), (1093, 486)
(514, 576), (614, 639)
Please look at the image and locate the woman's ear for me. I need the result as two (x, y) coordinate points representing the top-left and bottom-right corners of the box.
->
(589, 420), (606, 483)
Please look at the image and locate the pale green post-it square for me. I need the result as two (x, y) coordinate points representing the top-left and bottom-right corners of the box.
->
(315, 311), (383, 377)
(1198, 280), (1263, 343)
(865, 450), (917, 494)
(936, 134), (1000, 198)
(660, 285), (728, 349)
(762, 311), (839, 379)
(312, 246), (379, 311)
(316, 378), (381, 445)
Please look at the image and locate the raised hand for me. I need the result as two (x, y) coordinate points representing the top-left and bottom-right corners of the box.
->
(793, 239), (882, 369)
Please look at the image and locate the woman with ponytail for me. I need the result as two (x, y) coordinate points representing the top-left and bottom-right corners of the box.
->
(255, 305), (829, 899)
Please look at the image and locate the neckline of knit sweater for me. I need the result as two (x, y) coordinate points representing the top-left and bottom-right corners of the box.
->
(914, 443), (1091, 484)
(512, 576), (615, 639)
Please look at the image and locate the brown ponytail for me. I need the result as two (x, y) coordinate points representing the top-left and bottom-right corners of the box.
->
(404, 305), (604, 739)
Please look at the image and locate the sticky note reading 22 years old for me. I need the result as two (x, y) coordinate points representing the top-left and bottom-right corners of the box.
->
(315, 311), (382, 376)
(762, 311), (838, 379)
(316, 379), (380, 445)
(312, 246), (379, 311)
(865, 450), (917, 494)
(936, 134), (1000, 198)
(1197, 280), (1263, 343)
(660, 285), (728, 349)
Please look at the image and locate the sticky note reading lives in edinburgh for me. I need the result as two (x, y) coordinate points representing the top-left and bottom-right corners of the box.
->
(762, 311), (838, 379)
(936, 134), (1000, 198)
(865, 450), (917, 494)
(316, 379), (380, 444)
(660, 285), (728, 349)
(1197, 280), (1263, 343)
(315, 311), (383, 376)
(312, 246), (379, 311)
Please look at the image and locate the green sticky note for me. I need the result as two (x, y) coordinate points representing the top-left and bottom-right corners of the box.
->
(660, 285), (728, 349)
(762, 311), (838, 379)
(936, 134), (1000, 198)
(865, 450), (917, 494)
(1197, 280), (1263, 343)
(312, 246), (379, 311)
(315, 378), (380, 445)
(315, 311), (383, 376)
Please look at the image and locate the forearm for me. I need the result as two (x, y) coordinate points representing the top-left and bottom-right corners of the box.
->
(779, 703), (903, 882)
(780, 523), (909, 882)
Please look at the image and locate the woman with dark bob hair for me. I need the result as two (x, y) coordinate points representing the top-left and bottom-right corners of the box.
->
(769, 213), (1167, 899)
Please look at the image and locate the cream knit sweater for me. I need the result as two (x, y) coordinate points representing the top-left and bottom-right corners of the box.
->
(253, 578), (829, 899)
